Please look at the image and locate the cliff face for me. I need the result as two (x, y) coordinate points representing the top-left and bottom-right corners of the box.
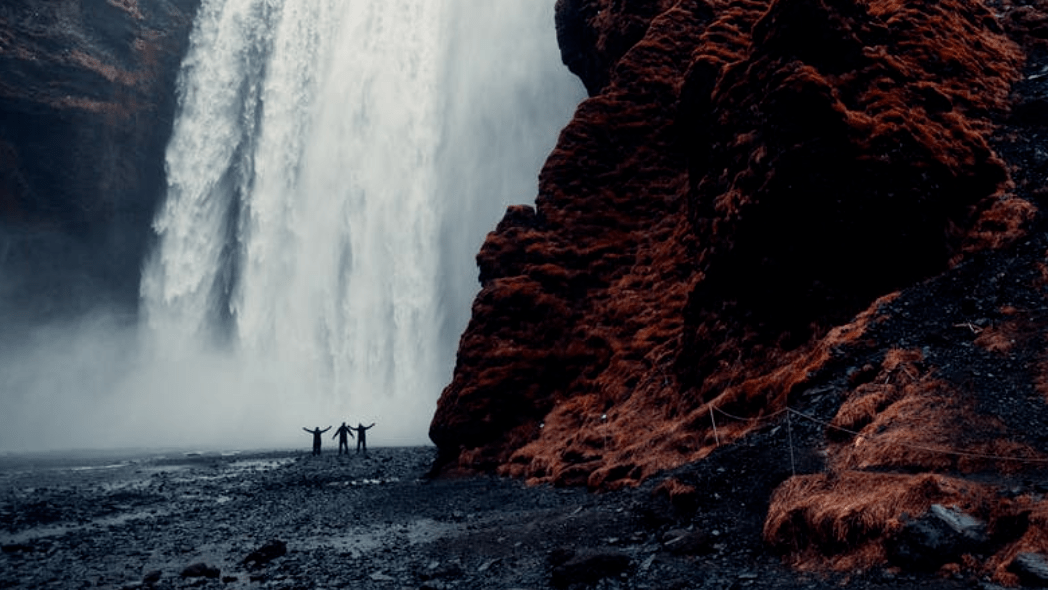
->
(0, 0), (199, 324)
(432, 0), (1048, 581)
(432, 0), (1026, 485)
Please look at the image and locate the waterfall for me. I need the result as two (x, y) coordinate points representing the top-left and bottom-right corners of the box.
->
(127, 0), (583, 449)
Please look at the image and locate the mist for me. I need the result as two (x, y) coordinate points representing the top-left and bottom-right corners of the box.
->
(0, 1), (584, 454)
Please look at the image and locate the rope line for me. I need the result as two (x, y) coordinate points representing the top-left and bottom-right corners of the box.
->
(787, 406), (1048, 464)
(709, 405), (720, 447)
(708, 404), (1048, 465)
(707, 404), (788, 424)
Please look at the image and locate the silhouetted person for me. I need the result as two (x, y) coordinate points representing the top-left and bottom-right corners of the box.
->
(302, 426), (331, 455)
(354, 422), (375, 453)
(332, 422), (354, 455)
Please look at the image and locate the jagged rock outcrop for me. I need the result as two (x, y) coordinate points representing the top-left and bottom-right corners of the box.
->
(432, 0), (1025, 487)
(432, 0), (1048, 582)
(0, 0), (199, 323)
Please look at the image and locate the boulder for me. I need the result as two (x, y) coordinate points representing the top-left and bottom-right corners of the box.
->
(420, 561), (464, 580)
(661, 529), (714, 556)
(179, 563), (220, 579)
(1009, 552), (1048, 587)
(242, 539), (287, 568)
(549, 548), (631, 588)
(886, 504), (989, 571)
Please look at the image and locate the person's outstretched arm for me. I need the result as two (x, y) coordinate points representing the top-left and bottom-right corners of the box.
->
(366, 423), (375, 429)
(322, 426), (331, 433)
(302, 427), (311, 433)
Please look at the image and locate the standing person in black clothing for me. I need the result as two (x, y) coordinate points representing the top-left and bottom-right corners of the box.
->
(332, 422), (354, 455)
(302, 426), (331, 456)
(354, 422), (375, 453)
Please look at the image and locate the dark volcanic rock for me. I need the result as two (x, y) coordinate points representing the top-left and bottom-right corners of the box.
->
(549, 547), (631, 588)
(886, 505), (990, 571)
(662, 528), (714, 556)
(242, 539), (286, 568)
(0, 0), (200, 322)
(554, 0), (675, 96)
(180, 562), (219, 579)
(1010, 552), (1048, 587)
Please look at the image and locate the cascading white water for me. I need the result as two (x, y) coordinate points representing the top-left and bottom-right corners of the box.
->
(127, 0), (583, 449)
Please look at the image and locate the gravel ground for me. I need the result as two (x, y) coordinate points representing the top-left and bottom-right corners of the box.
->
(0, 446), (981, 590)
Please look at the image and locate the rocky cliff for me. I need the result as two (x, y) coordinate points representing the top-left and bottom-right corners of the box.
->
(431, 0), (1048, 581)
(0, 0), (199, 325)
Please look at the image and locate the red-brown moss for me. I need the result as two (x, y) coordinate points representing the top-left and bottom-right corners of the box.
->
(433, 7), (1040, 571)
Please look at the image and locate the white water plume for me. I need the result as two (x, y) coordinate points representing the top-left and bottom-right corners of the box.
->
(135, 0), (582, 449)
(0, 1), (583, 452)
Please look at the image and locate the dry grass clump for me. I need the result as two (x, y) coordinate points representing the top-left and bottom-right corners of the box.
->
(988, 497), (1048, 585)
(768, 473), (1048, 583)
(653, 477), (700, 513)
(823, 348), (1044, 474)
(768, 337), (1047, 578)
(959, 196), (1038, 256)
(973, 324), (1016, 354)
(764, 471), (996, 571)
(496, 290), (885, 490)
(833, 396), (1042, 474)
(829, 348), (923, 437)
(974, 306), (1046, 355)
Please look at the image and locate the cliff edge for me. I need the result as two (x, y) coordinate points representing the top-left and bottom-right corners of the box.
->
(0, 0), (199, 323)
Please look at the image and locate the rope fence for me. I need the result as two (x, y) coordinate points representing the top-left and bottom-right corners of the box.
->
(708, 404), (1048, 465)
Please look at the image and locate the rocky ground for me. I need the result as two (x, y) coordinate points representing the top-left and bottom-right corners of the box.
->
(0, 446), (992, 590)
